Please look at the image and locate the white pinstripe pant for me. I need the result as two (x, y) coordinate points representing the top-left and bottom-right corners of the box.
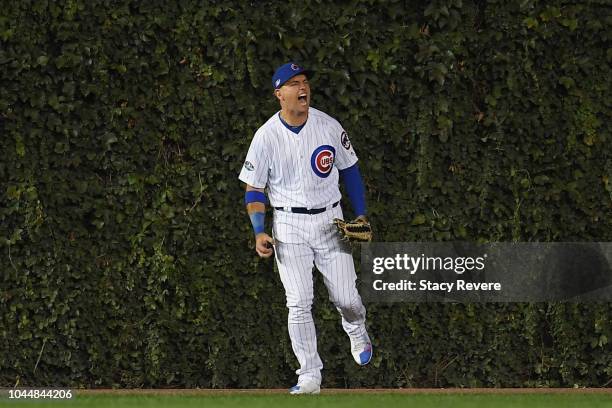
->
(273, 205), (367, 385)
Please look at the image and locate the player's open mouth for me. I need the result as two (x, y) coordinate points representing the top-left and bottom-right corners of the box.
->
(298, 94), (308, 104)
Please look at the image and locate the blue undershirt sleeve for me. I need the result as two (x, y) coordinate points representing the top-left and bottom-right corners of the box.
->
(339, 163), (367, 216)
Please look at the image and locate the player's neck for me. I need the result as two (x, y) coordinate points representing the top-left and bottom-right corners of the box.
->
(280, 109), (308, 127)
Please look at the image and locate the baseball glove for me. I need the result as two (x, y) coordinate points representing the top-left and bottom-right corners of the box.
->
(334, 217), (373, 242)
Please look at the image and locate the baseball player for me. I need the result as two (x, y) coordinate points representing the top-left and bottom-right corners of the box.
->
(239, 62), (372, 394)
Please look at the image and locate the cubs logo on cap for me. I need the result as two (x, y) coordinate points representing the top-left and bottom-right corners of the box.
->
(272, 62), (315, 89)
(311, 145), (335, 178)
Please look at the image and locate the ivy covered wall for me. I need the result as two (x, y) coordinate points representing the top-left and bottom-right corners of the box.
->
(1, 0), (610, 388)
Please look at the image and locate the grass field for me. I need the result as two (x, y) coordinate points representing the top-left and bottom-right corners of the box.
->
(1, 390), (612, 408)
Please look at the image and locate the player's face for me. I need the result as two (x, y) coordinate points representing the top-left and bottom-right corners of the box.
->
(276, 74), (310, 114)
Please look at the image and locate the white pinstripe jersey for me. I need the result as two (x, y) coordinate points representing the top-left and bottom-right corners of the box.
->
(239, 107), (358, 209)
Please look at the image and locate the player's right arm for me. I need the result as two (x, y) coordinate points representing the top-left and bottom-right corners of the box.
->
(245, 184), (274, 258)
(239, 128), (273, 257)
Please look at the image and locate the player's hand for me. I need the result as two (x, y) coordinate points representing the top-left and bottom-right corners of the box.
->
(255, 233), (274, 258)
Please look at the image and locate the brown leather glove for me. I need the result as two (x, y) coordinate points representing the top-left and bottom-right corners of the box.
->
(334, 216), (373, 242)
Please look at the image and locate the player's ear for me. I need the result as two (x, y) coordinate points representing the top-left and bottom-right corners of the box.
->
(274, 88), (282, 101)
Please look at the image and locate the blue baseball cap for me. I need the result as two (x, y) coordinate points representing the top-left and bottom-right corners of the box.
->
(272, 62), (314, 89)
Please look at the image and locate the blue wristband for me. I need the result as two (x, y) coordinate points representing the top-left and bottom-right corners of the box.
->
(245, 191), (267, 205)
(249, 212), (265, 235)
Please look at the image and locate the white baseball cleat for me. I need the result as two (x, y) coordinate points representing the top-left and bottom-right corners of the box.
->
(289, 379), (321, 395)
(351, 333), (373, 366)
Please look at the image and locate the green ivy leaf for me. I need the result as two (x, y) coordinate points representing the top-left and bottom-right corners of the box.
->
(411, 214), (426, 225)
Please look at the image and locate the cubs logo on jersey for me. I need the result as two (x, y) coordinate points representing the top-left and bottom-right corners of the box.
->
(311, 145), (335, 178)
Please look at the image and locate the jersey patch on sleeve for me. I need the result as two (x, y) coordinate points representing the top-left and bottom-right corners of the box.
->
(311, 145), (336, 178)
(244, 161), (255, 171)
(341, 131), (351, 150)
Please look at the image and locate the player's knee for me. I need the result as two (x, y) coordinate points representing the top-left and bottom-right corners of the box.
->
(287, 301), (313, 324)
(330, 292), (353, 310)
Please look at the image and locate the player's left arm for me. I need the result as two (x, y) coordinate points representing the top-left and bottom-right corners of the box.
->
(334, 125), (368, 222)
(339, 163), (368, 222)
